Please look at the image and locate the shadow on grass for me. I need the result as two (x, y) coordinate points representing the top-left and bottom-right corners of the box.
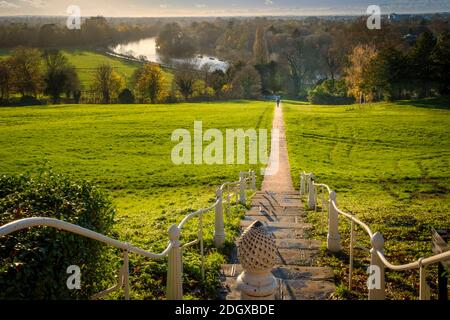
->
(396, 96), (450, 110)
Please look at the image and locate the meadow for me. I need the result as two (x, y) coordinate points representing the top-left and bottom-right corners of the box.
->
(0, 101), (274, 299)
(284, 98), (450, 299)
(0, 49), (173, 88)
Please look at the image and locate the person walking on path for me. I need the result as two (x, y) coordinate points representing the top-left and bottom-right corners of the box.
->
(276, 97), (281, 108)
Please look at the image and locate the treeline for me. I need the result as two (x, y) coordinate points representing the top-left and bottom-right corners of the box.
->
(0, 16), (158, 48)
(156, 15), (450, 102)
(0, 47), (264, 105)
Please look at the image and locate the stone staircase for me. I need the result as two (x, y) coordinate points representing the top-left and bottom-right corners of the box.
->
(219, 191), (335, 300)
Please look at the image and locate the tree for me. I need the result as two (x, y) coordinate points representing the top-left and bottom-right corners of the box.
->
(93, 64), (124, 104)
(43, 50), (80, 104)
(232, 65), (262, 99)
(432, 31), (450, 95)
(0, 60), (12, 102)
(156, 23), (196, 58)
(344, 44), (378, 103)
(136, 63), (166, 104)
(366, 47), (407, 101)
(174, 63), (197, 101)
(253, 25), (269, 64)
(409, 31), (436, 98)
(9, 47), (44, 97)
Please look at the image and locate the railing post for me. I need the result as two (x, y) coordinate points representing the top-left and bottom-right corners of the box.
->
(251, 170), (256, 191)
(419, 258), (431, 300)
(308, 174), (316, 210)
(368, 232), (385, 300)
(300, 173), (306, 196)
(214, 188), (225, 248)
(239, 172), (246, 205)
(327, 191), (341, 252)
(123, 250), (130, 300)
(166, 224), (183, 300)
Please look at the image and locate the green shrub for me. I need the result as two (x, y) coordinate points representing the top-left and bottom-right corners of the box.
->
(0, 172), (117, 299)
(308, 79), (355, 105)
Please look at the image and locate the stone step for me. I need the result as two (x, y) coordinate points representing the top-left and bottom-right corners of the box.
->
(275, 238), (322, 250)
(276, 248), (317, 266)
(219, 264), (335, 300)
(239, 220), (312, 230)
(242, 215), (303, 223)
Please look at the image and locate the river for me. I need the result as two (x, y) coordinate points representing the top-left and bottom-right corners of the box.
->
(110, 37), (229, 72)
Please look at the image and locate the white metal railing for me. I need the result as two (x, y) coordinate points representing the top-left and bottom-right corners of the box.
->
(299, 171), (450, 300)
(0, 170), (257, 301)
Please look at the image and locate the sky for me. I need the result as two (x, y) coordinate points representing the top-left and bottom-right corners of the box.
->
(1, 0), (450, 17)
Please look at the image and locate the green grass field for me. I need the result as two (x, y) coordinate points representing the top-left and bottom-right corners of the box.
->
(0, 49), (173, 89)
(284, 98), (450, 300)
(0, 101), (274, 299)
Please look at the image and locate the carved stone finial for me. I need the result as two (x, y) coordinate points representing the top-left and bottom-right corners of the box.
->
(236, 221), (278, 299)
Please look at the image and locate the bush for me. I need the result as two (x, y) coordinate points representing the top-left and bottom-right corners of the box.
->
(118, 88), (135, 104)
(308, 79), (355, 105)
(18, 95), (42, 106)
(0, 172), (117, 299)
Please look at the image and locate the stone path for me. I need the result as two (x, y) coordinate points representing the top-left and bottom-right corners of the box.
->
(219, 104), (335, 300)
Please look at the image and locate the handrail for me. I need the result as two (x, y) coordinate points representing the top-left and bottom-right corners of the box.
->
(331, 201), (374, 238)
(0, 170), (257, 300)
(0, 217), (173, 260)
(300, 171), (450, 300)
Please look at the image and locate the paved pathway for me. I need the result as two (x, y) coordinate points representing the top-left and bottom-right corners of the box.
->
(219, 104), (335, 300)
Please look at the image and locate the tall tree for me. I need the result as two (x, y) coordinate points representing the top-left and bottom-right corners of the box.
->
(432, 31), (450, 95)
(253, 25), (269, 64)
(232, 65), (262, 99)
(344, 44), (378, 103)
(0, 59), (12, 102)
(9, 47), (44, 97)
(93, 63), (124, 104)
(136, 63), (166, 104)
(43, 50), (79, 104)
(174, 63), (197, 101)
(408, 31), (436, 98)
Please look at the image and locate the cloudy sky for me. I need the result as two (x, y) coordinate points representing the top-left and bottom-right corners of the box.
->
(1, 0), (449, 17)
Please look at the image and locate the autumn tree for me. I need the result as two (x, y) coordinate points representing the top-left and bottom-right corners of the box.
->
(344, 44), (378, 104)
(253, 25), (269, 64)
(9, 47), (44, 97)
(136, 63), (166, 104)
(93, 63), (124, 104)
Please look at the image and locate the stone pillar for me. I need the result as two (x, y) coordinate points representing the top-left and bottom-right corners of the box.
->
(166, 224), (183, 300)
(214, 188), (225, 248)
(368, 232), (385, 300)
(236, 221), (278, 300)
(327, 191), (341, 252)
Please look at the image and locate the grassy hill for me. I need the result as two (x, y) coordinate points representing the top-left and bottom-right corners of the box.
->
(284, 98), (450, 300)
(0, 101), (274, 299)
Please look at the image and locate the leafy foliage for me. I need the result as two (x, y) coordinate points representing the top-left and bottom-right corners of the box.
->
(0, 172), (117, 300)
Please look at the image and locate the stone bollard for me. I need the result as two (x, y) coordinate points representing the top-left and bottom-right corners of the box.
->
(214, 188), (225, 248)
(368, 232), (385, 300)
(239, 172), (246, 205)
(327, 191), (342, 252)
(236, 221), (278, 300)
(166, 224), (183, 300)
(307, 174), (316, 210)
